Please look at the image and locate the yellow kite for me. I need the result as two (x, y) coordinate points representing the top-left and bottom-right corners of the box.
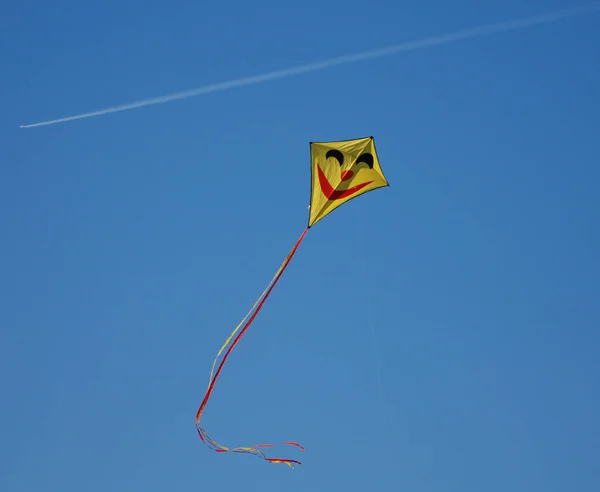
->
(196, 136), (389, 468)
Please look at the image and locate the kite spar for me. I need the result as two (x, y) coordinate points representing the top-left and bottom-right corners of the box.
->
(195, 136), (390, 468)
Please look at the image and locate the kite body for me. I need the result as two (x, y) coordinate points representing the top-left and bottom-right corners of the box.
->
(196, 136), (389, 468)
(309, 136), (388, 227)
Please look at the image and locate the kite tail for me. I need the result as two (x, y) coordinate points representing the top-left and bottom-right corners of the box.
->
(196, 227), (309, 468)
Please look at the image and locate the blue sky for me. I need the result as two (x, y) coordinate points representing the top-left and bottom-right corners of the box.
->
(1, 1), (599, 490)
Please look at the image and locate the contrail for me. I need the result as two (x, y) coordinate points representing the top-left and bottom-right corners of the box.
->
(20, 3), (600, 129)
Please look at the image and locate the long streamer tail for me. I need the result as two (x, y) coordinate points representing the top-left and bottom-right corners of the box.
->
(196, 227), (309, 468)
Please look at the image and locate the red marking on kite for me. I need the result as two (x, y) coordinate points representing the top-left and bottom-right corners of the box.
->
(317, 164), (372, 200)
(340, 170), (354, 181)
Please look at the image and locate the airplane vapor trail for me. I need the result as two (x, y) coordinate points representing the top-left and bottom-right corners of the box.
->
(20, 3), (600, 129)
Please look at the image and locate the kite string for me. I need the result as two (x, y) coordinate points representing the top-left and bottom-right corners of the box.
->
(197, 226), (308, 420)
(206, 259), (285, 389)
(196, 227), (310, 467)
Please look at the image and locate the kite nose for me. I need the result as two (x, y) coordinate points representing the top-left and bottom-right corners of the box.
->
(340, 170), (354, 181)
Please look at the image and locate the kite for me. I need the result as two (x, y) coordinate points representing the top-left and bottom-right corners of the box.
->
(195, 136), (389, 468)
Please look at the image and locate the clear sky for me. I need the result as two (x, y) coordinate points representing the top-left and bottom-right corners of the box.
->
(1, 1), (599, 491)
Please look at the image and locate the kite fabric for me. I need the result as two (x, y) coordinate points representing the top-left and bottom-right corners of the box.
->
(195, 136), (389, 468)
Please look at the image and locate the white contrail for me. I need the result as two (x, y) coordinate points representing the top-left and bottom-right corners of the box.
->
(20, 3), (600, 129)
